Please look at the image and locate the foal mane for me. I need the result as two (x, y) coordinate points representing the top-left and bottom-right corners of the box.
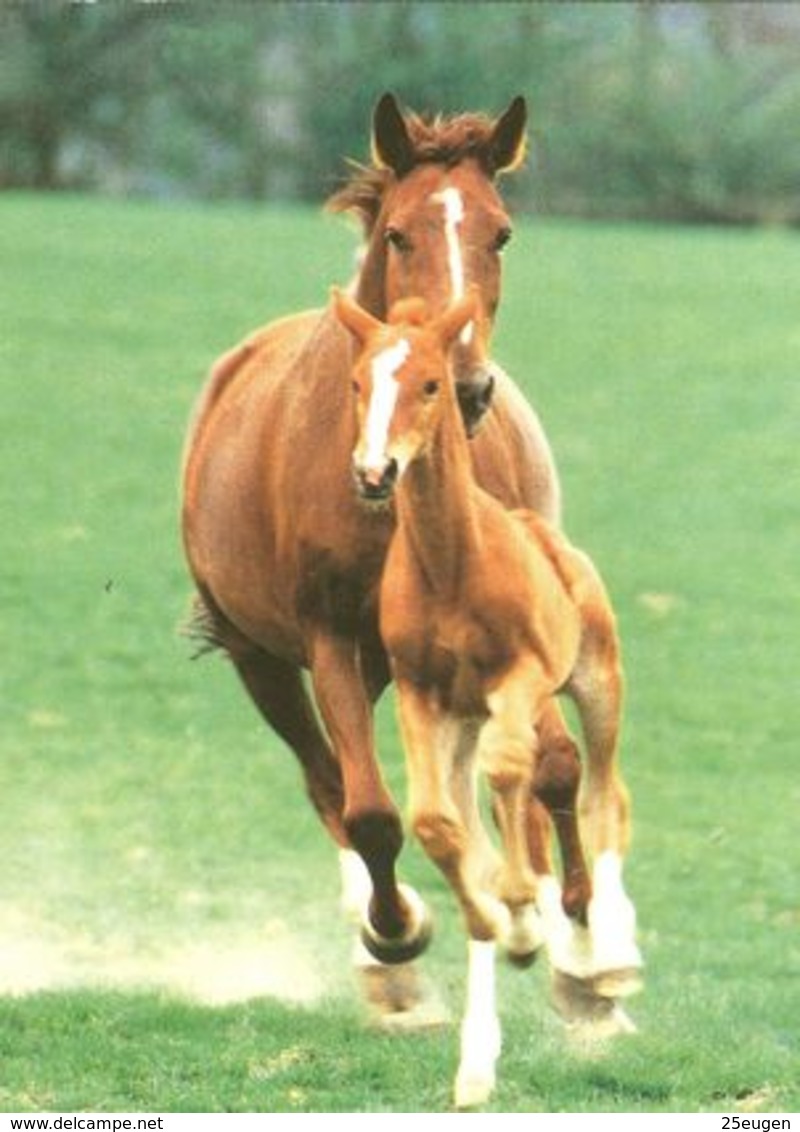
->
(327, 110), (505, 235)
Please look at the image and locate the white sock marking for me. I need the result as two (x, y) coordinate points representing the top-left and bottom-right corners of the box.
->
(432, 187), (473, 345)
(338, 848), (372, 921)
(456, 938), (500, 1107)
(588, 850), (642, 975)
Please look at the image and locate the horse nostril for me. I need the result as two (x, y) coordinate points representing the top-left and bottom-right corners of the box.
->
(382, 458), (399, 490)
(457, 370), (496, 436)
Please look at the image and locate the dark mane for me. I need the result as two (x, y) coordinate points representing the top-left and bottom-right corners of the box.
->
(327, 111), (500, 234)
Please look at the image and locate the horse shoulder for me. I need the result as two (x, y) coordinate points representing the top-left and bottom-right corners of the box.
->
(183, 308), (323, 473)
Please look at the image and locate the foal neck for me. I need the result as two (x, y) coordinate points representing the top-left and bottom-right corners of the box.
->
(396, 386), (481, 599)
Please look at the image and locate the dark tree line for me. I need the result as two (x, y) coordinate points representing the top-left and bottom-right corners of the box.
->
(2, 1), (799, 224)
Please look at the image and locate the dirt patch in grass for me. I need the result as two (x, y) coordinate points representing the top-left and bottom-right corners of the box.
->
(0, 904), (329, 1005)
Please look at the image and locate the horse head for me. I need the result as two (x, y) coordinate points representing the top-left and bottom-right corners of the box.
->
(333, 287), (480, 505)
(328, 93), (527, 436)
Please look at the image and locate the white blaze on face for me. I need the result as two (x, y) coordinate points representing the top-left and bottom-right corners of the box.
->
(361, 338), (410, 474)
(432, 186), (473, 345)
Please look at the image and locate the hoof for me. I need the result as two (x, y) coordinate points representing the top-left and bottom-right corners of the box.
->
(360, 884), (433, 966)
(551, 969), (638, 1043)
(504, 903), (545, 969)
(589, 966), (643, 1000)
(506, 946), (538, 970)
(358, 960), (450, 1031)
(454, 1067), (495, 1110)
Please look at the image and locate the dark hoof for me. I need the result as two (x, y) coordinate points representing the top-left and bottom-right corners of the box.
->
(505, 945), (539, 970)
(360, 907), (434, 966)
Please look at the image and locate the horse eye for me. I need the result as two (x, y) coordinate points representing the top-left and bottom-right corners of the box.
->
(492, 226), (513, 253)
(351, 380), (360, 394)
(423, 380), (440, 396)
(385, 227), (411, 254)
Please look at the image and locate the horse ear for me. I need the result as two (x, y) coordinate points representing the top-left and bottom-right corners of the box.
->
(332, 287), (382, 346)
(435, 288), (481, 349)
(489, 95), (528, 175)
(372, 92), (415, 177)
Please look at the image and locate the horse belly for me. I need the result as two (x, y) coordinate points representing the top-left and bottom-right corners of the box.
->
(186, 466), (307, 663)
(183, 324), (322, 663)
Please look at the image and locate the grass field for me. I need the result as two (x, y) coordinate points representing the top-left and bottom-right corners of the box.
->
(1, 192), (798, 1113)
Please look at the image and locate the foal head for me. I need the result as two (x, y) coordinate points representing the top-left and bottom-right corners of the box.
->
(329, 93), (527, 432)
(334, 288), (479, 504)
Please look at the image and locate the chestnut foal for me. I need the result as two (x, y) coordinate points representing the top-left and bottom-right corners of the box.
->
(335, 289), (642, 1108)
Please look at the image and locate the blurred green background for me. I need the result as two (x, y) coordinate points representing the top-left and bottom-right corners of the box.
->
(2, 1), (799, 224)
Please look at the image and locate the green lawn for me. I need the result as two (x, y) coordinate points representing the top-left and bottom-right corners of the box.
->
(1, 193), (798, 1112)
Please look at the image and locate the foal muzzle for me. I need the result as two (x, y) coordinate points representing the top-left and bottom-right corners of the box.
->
(353, 457), (399, 504)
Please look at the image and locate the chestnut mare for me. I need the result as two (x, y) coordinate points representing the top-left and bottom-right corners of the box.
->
(182, 95), (583, 1022)
(334, 289), (642, 1105)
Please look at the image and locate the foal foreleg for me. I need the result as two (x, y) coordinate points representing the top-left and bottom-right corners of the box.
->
(397, 686), (505, 940)
(455, 938), (501, 1109)
(396, 685), (504, 1106)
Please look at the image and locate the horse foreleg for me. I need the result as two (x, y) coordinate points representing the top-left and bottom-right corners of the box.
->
(535, 699), (593, 921)
(529, 703), (600, 1000)
(338, 848), (446, 1028)
(230, 645), (348, 845)
(310, 634), (431, 964)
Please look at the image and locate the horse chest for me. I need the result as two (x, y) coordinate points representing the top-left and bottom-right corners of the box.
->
(384, 594), (521, 715)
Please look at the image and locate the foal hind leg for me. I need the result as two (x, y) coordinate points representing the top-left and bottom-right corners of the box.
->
(570, 606), (642, 999)
(478, 669), (544, 966)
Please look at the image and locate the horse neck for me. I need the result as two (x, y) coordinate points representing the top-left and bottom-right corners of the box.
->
(395, 385), (481, 601)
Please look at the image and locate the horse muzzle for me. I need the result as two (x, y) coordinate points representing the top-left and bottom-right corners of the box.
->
(353, 457), (399, 505)
(455, 364), (496, 437)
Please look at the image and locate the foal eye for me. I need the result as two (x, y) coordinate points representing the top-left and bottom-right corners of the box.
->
(423, 380), (440, 396)
(492, 226), (513, 253)
(351, 380), (360, 394)
(385, 227), (412, 254)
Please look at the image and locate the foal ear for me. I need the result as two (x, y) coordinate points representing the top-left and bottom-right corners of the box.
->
(488, 95), (528, 175)
(372, 92), (416, 177)
(331, 287), (382, 346)
(435, 288), (481, 349)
